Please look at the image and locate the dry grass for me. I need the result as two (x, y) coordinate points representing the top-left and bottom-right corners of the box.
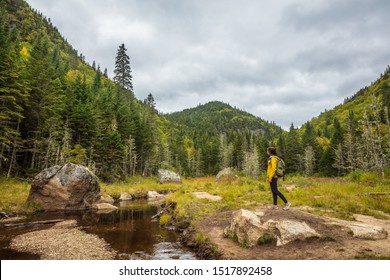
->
(0, 177), (32, 212)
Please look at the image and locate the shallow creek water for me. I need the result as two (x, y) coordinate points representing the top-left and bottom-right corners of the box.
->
(0, 200), (196, 260)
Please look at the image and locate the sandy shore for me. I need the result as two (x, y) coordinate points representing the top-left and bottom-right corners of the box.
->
(9, 220), (116, 260)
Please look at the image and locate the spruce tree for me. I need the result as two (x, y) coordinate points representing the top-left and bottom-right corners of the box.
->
(284, 123), (303, 173)
(113, 43), (133, 92)
(0, 13), (28, 175)
(22, 34), (65, 170)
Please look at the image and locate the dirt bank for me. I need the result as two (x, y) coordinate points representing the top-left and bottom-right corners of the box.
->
(182, 207), (390, 260)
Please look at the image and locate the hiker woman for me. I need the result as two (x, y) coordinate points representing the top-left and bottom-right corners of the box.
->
(266, 147), (291, 210)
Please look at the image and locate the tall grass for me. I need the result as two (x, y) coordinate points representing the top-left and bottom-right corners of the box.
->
(0, 177), (32, 212)
(284, 174), (390, 219)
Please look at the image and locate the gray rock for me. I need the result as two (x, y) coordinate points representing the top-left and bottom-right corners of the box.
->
(27, 163), (100, 211)
(273, 219), (321, 246)
(348, 223), (387, 240)
(192, 192), (222, 201)
(224, 209), (321, 247)
(158, 169), (181, 184)
(224, 209), (269, 247)
(119, 193), (132, 201)
(148, 191), (165, 199)
(216, 167), (238, 182)
(325, 215), (388, 240)
(92, 203), (118, 214)
(99, 194), (115, 204)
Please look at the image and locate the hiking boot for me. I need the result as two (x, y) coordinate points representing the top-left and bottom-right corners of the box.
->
(283, 202), (291, 210)
(267, 205), (279, 210)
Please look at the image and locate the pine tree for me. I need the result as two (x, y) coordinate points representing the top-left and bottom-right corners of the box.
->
(284, 123), (303, 173)
(113, 43), (133, 92)
(332, 143), (345, 176)
(21, 34), (65, 170)
(301, 122), (321, 173)
(342, 111), (358, 173)
(145, 93), (156, 110)
(319, 118), (343, 176)
(0, 13), (29, 175)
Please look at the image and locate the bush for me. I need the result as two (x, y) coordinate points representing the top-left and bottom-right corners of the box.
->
(360, 171), (380, 185)
(348, 169), (364, 182)
(347, 170), (381, 185)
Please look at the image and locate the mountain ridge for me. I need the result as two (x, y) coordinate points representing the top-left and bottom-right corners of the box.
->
(166, 100), (283, 141)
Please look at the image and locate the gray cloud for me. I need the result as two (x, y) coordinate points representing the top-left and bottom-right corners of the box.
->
(26, 0), (390, 129)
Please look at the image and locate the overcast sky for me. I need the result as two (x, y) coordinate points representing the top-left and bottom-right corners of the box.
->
(26, 0), (390, 129)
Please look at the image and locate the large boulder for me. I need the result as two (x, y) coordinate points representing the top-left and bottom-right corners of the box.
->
(224, 209), (268, 247)
(27, 163), (101, 211)
(158, 169), (182, 184)
(224, 209), (321, 247)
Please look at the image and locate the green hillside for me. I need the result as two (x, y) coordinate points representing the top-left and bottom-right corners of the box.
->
(167, 101), (282, 140)
(308, 67), (390, 137)
(292, 67), (390, 176)
(166, 101), (283, 175)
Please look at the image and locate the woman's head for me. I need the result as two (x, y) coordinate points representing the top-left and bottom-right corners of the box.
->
(267, 147), (277, 156)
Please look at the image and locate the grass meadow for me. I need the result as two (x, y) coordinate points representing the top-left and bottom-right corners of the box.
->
(1, 171), (389, 223)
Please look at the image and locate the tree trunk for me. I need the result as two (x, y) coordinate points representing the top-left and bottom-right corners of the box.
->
(7, 119), (20, 179)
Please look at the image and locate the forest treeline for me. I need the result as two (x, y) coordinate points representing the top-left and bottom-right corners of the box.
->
(1, 0), (390, 181)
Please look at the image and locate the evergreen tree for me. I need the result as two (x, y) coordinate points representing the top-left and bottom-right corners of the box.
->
(319, 118), (343, 176)
(145, 93), (156, 110)
(21, 34), (65, 170)
(342, 111), (358, 173)
(301, 122), (322, 173)
(92, 65), (101, 94)
(0, 12), (29, 175)
(113, 43), (133, 92)
(284, 123), (303, 173)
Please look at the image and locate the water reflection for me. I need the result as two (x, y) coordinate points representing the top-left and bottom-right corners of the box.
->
(83, 200), (193, 258)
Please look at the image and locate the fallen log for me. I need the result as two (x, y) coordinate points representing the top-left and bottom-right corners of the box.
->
(3, 219), (65, 228)
(151, 202), (175, 219)
(0, 212), (9, 218)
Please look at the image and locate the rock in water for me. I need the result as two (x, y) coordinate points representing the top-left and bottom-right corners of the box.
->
(158, 169), (182, 184)
(27, 163), (101, 211)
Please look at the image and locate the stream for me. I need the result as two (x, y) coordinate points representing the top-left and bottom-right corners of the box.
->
(0, 200), (197, 260)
